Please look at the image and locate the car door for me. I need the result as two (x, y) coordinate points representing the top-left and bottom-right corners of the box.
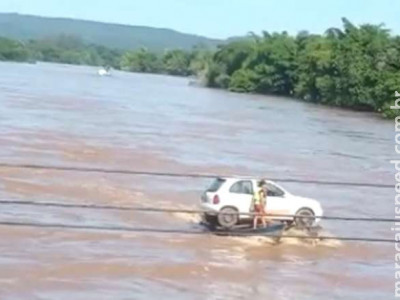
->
(227, 180), (254, 215)
(265, 182), (290, 217)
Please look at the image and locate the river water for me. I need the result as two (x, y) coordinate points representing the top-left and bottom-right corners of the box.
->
(0, 62), (394, 299)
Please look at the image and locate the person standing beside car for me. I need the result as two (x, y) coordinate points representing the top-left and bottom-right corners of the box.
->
(252, 179), (269, 229)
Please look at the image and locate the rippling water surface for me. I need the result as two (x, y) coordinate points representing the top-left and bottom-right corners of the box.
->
(0, 62), (393, 299)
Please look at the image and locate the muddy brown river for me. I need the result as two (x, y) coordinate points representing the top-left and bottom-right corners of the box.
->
(0, 62), (394, 299)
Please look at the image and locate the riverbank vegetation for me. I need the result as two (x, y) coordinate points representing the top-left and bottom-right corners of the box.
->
(1, 18), (399, 118)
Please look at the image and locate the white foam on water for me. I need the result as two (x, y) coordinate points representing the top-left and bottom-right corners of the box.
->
(229, 227), (343, 248)
(172, 212), (201, 224)
(158, 202), (201, 224)
(228, 235), (278, 247)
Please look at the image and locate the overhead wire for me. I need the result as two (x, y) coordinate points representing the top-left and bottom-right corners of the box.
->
(0, 220), (395, 243)
(0, 198), (396, 223)
(0, 162), (392, 188)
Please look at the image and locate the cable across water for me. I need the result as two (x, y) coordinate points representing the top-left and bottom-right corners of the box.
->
(0, 162), (392, 188)
(0, 198), (397, 222)
(0, 220), (395, 243)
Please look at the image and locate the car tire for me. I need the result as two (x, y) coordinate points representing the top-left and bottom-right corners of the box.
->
(294, 208), (315, 229)
(217, 207), (239, 229)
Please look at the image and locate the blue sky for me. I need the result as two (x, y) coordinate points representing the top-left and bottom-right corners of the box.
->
(0, 0), (398, 38)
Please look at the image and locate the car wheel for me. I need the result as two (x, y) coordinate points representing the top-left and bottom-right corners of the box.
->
(294, 208), (315, 229)
(217, 207), (239, 229)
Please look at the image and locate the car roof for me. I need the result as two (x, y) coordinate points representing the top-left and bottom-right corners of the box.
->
(215, 177), (288, 193)
(218, 176), (274, 183)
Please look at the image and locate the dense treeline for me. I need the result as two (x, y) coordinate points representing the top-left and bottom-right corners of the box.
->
(119, 46), (212, 76)
(0, 35), (205, 75)
(1, 18), (399, 118)
(204, 18), (400, 118)
(0, 35), (123, 68)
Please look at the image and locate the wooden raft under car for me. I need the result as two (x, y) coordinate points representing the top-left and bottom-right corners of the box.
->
(200, 221), (323, 240)
(201, 221), (286, 236)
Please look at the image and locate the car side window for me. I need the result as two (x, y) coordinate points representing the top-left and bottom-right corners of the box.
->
(266, 183), (284, 197)
(229, 181), (253, 195)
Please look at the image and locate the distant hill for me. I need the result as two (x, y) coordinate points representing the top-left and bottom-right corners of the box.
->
(0, 13), (222, 51)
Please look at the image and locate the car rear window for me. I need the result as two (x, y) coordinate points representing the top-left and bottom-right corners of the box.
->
(207, 178), (226, 192)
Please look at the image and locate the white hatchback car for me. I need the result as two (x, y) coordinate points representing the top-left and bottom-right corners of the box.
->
(200, 177), (323, 228)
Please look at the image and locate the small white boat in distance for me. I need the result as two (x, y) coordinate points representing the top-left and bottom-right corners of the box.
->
(98, 66), (111, 76)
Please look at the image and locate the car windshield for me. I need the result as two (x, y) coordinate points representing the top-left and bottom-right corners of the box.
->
(207, 178), (226, 192)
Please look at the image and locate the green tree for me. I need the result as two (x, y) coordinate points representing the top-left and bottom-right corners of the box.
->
(243, 32), (297, 94)
(294, 34), (336, 102)
(0, 37), (29, 61)
(120, 48), (162, 73)
(229, 69), (258, 92)
(162, 49), (191, 75)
